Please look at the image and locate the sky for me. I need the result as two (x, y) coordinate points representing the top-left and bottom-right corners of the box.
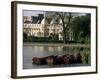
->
(23, 10), (87, 16)
(23, 10), (44, 16)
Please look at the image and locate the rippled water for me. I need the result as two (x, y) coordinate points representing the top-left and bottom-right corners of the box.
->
(23, 44), (90, 69)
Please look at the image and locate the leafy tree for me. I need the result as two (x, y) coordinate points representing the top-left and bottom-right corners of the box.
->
(72, 14), (91, 43)
(23, 32), (28, 42)
(55, 12), (73, 43)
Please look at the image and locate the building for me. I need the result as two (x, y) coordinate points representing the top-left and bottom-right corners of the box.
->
(23, 15), (74, 41)
(23, 15), (64, 40)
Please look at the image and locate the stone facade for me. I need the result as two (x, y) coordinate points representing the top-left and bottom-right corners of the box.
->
(23, 16), (73, 41)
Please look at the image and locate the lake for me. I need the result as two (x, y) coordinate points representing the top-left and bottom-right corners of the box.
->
(23, 43), (90, 69)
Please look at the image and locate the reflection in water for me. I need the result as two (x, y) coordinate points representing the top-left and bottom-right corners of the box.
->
(23, 44), (90, 69)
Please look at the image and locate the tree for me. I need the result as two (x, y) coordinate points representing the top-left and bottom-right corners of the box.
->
(55, 12), (73, 43)
(23, 32), (28, 40)
(72, 14), (91, 43)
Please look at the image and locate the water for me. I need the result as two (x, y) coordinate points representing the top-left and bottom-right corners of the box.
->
(23, 44), (90, 69)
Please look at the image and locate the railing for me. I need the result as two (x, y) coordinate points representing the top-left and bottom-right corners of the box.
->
(24, 23), (62, 28)
(24, 24), (44, 28)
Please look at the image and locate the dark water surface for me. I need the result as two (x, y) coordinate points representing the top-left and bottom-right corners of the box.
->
(23, 44), (90, 69)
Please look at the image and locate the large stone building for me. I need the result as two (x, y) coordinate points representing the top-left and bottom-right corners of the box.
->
(23, 14), (74, 41)
(23, 16), (64, 40)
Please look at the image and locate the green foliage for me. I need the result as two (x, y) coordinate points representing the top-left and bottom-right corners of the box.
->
(81, 52), (90, 64)
(23, 32), (28, 42)
(72, 14), (91, 44)
(23, 35), (63, 43)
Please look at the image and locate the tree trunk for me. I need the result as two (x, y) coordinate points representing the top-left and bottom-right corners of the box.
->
(63, 24), (66, 44)
(63, 30), (66, 43)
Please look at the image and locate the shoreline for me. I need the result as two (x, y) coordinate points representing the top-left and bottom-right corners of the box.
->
(23, 42), (90, 47)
